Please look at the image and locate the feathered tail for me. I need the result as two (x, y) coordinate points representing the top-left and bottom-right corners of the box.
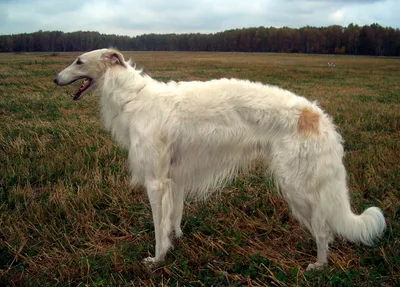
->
(328, 203), (386, 245)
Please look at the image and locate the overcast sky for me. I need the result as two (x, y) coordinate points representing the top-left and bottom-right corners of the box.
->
(1, 0), (399, 36)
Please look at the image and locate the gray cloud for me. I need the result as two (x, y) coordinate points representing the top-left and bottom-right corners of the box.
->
(0, 0), (398, 36)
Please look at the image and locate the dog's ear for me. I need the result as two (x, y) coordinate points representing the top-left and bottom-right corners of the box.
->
(102, 50), (127, 67)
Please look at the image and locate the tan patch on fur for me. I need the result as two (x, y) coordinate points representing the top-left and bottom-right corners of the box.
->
(298, 107), (320, 136)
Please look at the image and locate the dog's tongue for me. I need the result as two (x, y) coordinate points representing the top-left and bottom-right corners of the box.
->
(72, 79), (89, 100)
(78, 79), (89, 92)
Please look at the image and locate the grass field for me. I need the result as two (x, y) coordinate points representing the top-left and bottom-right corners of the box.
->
(0, 51), (399, 286)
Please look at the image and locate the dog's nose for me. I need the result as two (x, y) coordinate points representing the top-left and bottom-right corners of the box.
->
(53, 77), (58, 84)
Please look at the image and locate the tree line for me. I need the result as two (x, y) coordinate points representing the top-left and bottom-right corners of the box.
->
(1, 23), (399, 56)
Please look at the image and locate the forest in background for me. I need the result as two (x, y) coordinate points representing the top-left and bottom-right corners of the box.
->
(1, 23), (400, 56)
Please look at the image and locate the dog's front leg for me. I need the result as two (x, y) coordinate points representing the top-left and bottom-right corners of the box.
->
(143, 177), (175, 268)
(171, 184), (184, 239)
(143, 179), (163, 267)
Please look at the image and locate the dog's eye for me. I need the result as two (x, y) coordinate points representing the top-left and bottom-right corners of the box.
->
(76, 58), (83, 65)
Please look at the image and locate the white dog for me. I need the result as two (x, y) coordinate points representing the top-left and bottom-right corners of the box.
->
(54, 48), (386, 270)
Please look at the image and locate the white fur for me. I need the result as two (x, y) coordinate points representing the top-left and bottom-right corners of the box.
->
(54, 49), (386, 270)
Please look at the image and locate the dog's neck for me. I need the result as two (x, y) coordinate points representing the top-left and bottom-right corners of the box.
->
(100, 66), (146, 105)
(98, 67), (152, 149)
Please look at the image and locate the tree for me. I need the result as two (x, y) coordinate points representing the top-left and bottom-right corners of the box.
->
(1, 24), (399, 56)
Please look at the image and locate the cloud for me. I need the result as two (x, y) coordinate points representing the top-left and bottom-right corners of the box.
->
(330, 10), (345, 23)
(0, 0), (399, 36)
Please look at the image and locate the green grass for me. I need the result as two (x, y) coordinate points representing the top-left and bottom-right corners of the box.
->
(0, 52), (399, 286)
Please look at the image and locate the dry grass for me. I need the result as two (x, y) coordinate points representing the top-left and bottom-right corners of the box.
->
(0, 51), (399, 286)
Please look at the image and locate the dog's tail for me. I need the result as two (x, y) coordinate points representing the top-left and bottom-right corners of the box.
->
(328, 199), (386, 246)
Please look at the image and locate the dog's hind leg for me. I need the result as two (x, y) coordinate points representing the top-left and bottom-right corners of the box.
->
(290, 202), (333, 271)
(306, 207), (334, 271)
(282, 187), (333, 271)
(289, 200), (312, 232)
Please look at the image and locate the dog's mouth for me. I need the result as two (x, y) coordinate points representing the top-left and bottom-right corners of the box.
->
(72, 78), (94, 101)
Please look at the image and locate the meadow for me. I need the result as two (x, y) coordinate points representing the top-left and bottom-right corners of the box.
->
(0, 51), (399, 286)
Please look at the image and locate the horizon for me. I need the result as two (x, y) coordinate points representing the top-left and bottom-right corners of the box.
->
(1, 22), (398, 38)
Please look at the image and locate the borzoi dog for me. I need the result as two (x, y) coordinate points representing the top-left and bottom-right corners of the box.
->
(54, 48), (386, 270)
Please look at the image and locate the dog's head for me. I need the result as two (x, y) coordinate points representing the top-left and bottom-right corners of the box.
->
(53, 48), (128, 100)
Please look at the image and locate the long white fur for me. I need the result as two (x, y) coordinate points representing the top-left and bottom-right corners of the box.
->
(54, 48), (386, 270)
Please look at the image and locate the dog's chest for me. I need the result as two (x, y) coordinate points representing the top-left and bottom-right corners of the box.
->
(100, 100), (132, 150)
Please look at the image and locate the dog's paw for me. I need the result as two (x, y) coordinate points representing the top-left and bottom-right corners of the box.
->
(306, 262), (326, 271)
(174, 228), (183, 239)
(143, 257), (161, 269)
